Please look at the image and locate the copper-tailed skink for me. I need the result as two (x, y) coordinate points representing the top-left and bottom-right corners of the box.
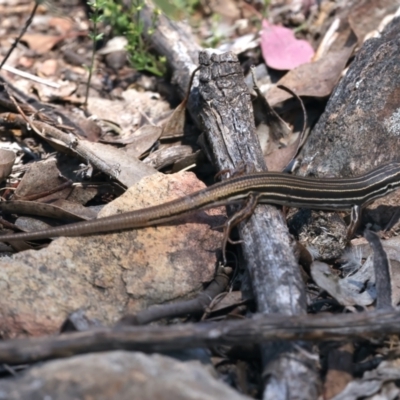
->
(1, 163), (400, 243)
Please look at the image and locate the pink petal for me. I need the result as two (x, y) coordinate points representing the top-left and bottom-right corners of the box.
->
(261, 20), (314, 70)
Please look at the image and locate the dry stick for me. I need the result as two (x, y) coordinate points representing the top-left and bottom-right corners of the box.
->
(197, 52), (319, 399)
(0, 2), (39, 71)
(0, 309), (399, 365)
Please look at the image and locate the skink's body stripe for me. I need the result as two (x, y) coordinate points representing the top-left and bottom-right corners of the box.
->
(199, 163), (400, 210)
(1, 163), (400, 242)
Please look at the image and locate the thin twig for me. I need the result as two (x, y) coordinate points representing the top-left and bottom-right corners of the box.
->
(0, 2), (40, 71)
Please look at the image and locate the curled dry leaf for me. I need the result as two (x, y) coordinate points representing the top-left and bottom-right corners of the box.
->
(311, 260), (376, 306)
(15, 116), (157, 187)
(252, 80), (308, 171)
(354, 236), (400, 306)
(218, 33), (259, 54)
(143, 145), (195, 170)
(97, 36), (128, 55)
(160, 98), (187, 139)
(313, 234), (400, 308)
(0, 149), (15, 183)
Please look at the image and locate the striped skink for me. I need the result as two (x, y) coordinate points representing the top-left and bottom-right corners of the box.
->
(1, 163), (400, 244)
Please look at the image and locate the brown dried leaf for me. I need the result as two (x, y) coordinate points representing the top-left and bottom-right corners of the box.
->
(124, 125), (162, 158)
(267, 44), (355, 106)
(0, 149), (15, 183)
(323, 343), (354, 400)
(207, 291), (246, 313)
(254, 88), (292, 152)
(48, 17), (74, 35)
(253, 82), (308, 171)
(348, 0), (400, 45)
(160, 98), (187, 139)
(21, 34), (65, 54)
(14, 159), (66, 200)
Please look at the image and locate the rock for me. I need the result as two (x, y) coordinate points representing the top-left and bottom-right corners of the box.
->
(0, 172), (225, 337)
(0, 351), (251, 400)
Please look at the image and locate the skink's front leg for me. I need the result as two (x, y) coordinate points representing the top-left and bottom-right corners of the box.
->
(347, 205), (362, 239)
(221, 193), (261, 264)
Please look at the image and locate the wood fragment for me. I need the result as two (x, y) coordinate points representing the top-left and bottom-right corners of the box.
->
(364, 230), (393, 310)
(196, 51), (319, 399)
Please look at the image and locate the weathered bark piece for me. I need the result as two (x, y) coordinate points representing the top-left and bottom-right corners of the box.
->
(0, 351), (251, 400)
(197, 51), (319, 400)
(299, 17), (400, 177)
(0, 310), (399, 365)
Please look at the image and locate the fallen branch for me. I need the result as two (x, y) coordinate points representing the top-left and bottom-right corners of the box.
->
(0, 310), (398, 365)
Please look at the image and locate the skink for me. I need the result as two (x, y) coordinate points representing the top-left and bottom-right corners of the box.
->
(1, 163), (400, 243)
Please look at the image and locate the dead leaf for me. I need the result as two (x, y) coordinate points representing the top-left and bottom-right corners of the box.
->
(311, 260), (376, 306)
(87, 90), (171, 144)
(124, 125), (162, 157)
(14, 159), (65, 200)
(267, 29), (357, 106)
(48, 17), (74, 35)
(218, 33), (259, 54)
(207, 291), (246, 313)
(354, 236), (400, 306)
(331, 359), (400, 400)
(324, 343), (354, 400)
(97, 36), (128, 55)
(160, 98), (187, 139)
(0, 149), (15, 183)
(17, 119), (157, 188)
(252, 83), (296, 171)
(348, 0), (400, 45)
(21, 34), (65, 54)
